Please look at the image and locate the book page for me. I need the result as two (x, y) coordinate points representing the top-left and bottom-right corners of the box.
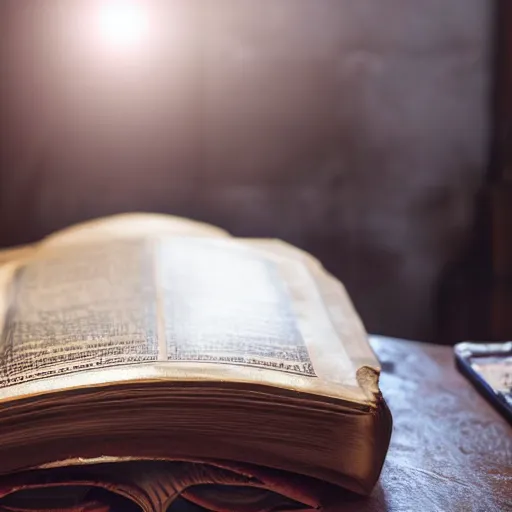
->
(0, 227), (365, 402)
(0, 240), (159, 387)
(245, 239), (380, 372)
(0, 237), (322, 389)
(158, 238), (315, 376)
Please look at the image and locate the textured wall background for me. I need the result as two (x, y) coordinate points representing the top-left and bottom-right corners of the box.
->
(0, 0), (493, 339)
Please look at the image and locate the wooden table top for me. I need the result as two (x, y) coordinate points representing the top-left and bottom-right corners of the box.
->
(326, 337), (512, 511)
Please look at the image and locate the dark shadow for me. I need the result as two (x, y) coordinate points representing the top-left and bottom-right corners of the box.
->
(0, 485), (141, 511)
(168, 485), (306, 512)
(322, 482), (390, 512)
(167, 497), (209, 511)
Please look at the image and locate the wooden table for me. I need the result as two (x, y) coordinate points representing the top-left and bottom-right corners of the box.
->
(326, 337), (512, 511)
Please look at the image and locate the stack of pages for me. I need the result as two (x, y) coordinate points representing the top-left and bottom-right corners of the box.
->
(0, 214), (392, 512)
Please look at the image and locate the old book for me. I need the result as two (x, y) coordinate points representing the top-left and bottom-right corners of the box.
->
(0, 213), (392, 512)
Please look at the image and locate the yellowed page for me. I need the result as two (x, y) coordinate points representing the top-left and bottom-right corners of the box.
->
(0, 214), (375, 405)
(245, 239), (381, 371)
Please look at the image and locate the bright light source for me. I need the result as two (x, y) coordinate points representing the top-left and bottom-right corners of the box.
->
(96, 0), (152, 50)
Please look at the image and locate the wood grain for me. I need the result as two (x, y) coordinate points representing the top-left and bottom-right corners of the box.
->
(326, 336), (512, 511)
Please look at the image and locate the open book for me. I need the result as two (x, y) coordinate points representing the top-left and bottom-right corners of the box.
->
(0, 214), (392, 512)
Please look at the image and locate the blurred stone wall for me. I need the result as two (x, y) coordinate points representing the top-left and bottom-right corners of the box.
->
(0, 1), (493, 339)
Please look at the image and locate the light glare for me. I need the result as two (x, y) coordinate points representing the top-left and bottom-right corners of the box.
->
(97, 1), (151, 50)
